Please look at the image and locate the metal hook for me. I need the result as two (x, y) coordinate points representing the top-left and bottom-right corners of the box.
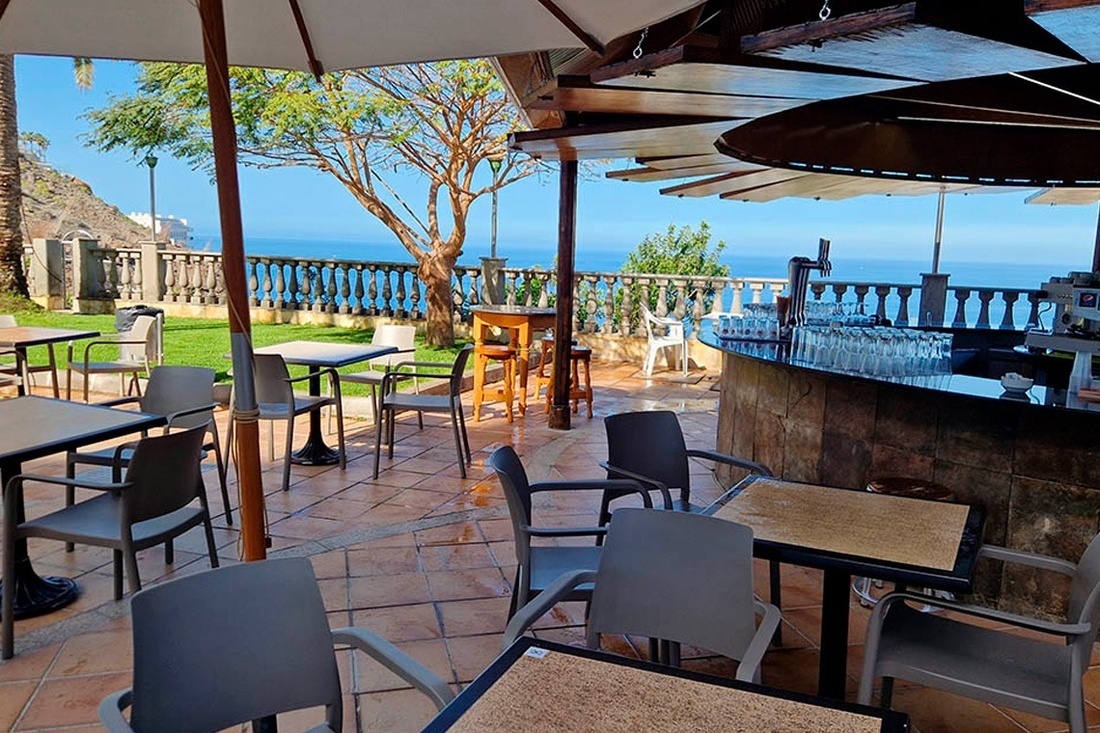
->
(819, 0), (832, 21)
(633, 27), (649, 59)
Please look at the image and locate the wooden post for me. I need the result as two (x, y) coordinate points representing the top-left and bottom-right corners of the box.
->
(198, 0), (267, 563)
(1092, 202), (1100, 274)
(549, 160), (578, 431)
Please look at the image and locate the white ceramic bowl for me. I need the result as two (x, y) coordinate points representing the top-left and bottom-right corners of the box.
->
(1000, 373), (1034, 393)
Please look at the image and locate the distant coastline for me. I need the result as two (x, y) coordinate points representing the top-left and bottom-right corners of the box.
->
(188, 233), (1079, 292)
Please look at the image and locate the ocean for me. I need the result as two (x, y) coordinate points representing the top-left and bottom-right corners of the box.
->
(189, 234), (1079, 291)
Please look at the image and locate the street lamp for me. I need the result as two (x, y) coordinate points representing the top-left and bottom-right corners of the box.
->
(144, 153), (158, 244)
(487, 152), (504, 259)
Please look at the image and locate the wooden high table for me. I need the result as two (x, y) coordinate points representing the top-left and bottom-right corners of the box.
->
(0, 397), (164, 641)
(424, 637), (909, 732)
(470, 306), (556, 415)
(707, 475), (985, 700)
(252, 341), (397, 465)
(0, 326), (99, 397)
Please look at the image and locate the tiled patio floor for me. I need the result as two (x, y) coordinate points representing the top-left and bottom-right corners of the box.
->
(3, 361), (1100, 732)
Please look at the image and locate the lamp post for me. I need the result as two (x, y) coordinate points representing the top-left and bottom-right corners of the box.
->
(487, 152), (504, 259)
(144, 154), (158, 244)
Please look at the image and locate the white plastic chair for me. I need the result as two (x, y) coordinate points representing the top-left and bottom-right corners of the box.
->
(329, 324), (418, 430)
(67, 313), (162, 402)
(641, 304), (687, 377)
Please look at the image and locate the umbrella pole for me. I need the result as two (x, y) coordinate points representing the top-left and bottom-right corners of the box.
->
(1092, 202), (1100, 274)
(549, 160), (578, 431)
(198, 0), (267, 564)
(931, 189), (946, 274)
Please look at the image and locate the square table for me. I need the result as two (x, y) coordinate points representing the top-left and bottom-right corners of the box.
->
(252, 341), (398, 465)
(0, 397), (165, 628)
(471, 306), (556, 415)
(0, 326), (100, 397)
(706, 475), (985, 699)
(424, 637), (909, 732)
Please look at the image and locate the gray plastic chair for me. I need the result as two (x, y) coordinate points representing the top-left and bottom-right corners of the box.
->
(374, 344), (472, 479)
(0, 314), (60, 397)
(487, 445), (650, 618)
(227, 352), (346, 492)
(3, 426), (219, 657)
(67, 313), (160, 402)
(98, 557), (454, 733)
(65, 366), (231, 529)
(601, 410), (783, 639)
(332, 324), (419, 426)
(858, 536), (1100, 733)
(504, 507), (780, 682)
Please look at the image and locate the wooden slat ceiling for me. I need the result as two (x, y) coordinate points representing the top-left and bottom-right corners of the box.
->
(504, 1), (1100, 203)
(1026, 187), (1100, 205)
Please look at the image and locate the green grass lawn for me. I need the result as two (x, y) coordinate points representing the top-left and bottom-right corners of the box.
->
(3, 298), (467, 396)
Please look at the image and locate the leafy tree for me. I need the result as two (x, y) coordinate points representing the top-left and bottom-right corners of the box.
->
(18, 131), (49, 162)
(85, 60), (533, 346)
(620, 222), (730, 319)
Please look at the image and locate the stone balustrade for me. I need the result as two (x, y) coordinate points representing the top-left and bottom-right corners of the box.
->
(23, 237), (1045, 335)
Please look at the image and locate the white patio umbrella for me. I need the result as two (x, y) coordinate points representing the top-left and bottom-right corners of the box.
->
(0, 0), (703, 560)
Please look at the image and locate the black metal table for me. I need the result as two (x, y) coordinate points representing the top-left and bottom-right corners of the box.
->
(252, 341), (397, 465)
(706, 475), (985, 700)
(423, 637), (909, 732)
(0, 397), (164, 632)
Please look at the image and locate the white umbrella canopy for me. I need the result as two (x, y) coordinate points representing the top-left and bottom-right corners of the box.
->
(1, 0), (705, 561)
(0, 0), (704, 70)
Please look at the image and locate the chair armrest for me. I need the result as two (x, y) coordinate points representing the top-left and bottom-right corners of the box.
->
(98, 689), (135, 733)
(737, 600), (782, 683)
(96, 396), (142, 408)
(598, 461), (673, 510)
(525, 524), (608, 538)
(5, 473), (130, 496)
(978, 545), (1077, 575)
(380, 369), (444, 391)
(332, 627), (455, 711)
(685, 449), (774, 477)
(73, 339), (148, 367)
(393, 360), (454, 371)
(503, 569), (599, 647)
(876, 590), (1091, 638)
(164, 404), (218, 428)
(530, 478), (652, 508)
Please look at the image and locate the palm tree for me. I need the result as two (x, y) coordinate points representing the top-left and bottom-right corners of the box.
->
(0, 56), (94, 297)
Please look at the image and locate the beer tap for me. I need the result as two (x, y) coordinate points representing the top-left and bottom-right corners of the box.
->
(786, 238), (832, 330)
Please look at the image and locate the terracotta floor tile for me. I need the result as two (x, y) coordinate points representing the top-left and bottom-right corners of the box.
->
(310, 549), (349, 579)
(358, 687), (444, 733)
(437, 597), (511, 637)
(48, 630), (133, 677)
(268, 514), (350, 540)
(348, 546), (422, 576)
(0, 643), (59, 683)
(352, 603), (442, 642)
(385, 488), (456, 512)
(445, 633), (505, 683)
(889, 687), (1029, 733)
(356, 502), (427, 527)
(354, 638), (455, 693)
(415, 522), (487, 546)
(306, 496), (372, 521)
(337, 482), (405, 505)
(426, 567), (510, 602)
(17, 672), (131, 729)
(349, 573), (433, 609)
(419, 543), (497, 572)
(0, 682), (37, 731)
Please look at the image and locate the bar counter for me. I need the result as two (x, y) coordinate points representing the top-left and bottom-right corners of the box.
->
(702, 331), (1100, 614)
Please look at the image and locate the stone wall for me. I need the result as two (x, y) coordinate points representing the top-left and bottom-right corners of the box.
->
(716, 350), (1100, 616)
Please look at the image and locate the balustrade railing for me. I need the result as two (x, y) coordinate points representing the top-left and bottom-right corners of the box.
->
(42, 240), (1045, 335)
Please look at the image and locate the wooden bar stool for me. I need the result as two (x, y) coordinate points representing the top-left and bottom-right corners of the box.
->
(533, 336), (554, 404)
(473, 343), (516, 422)
(543, 344), (593, 419)
(853, 476), (955, 607)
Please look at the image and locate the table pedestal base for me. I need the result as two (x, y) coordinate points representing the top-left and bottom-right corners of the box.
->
(289, 432), (341, 466)
(0, 556), (79, 619)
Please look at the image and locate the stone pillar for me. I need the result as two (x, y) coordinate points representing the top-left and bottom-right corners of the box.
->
(918, 272), (950, 327)
(28, 238), (65, 310)
(71, 238), (106, 313)
(140, 242), (165, 302)
(480, 256), (507, 305)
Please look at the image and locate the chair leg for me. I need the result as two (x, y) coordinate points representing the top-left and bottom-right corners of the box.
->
(282, 417), (295, 492)
(2, 522), (16, 659)
(164, 538), (174, 565)
(769, 559), (783, 645)
(46, 345), (59, 399)
(208, 423), (233, 526)
(373, 406), (385, 480)
(112, 550), (124, 601)
(879, 677), (894, 708)
(334, 402), (347, 470)
(64, 457), (76, 553)
(202, 515), (221, 569)
(123, 545), (142, 596)
(456, 398), (471, 464)
(66, 365), (73, 401)
(84, 370), (90, 403)
(387, 404), (396, 459)
(449, 403), (467, 479)
(224, 412), (236, 472)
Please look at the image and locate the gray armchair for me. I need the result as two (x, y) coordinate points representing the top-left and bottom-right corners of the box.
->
(3, 426), (219, 657)
(66, 313), (160, 402)
(487, 445), (650, 619)
(858, 536), (1100, 733)
(504, 508), (780, 682)
(98, 558), (454, 733)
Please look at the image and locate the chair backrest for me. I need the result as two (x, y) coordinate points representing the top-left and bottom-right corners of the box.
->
(118, 314), (160, 365)
(487, 445), (533, 565)
(587, 508), (760, 662)
(140, 366), (217, 429)
(1068, 532), (1100, 648)
(371, 324), (417, 368)
(253, 353), (293, 407)
(0, 314), (15, 328)
(123, 425), (207, 524)
(448, 344), (474, 395)
(605, 411), (690, 501)
(127, 558), (342, 733)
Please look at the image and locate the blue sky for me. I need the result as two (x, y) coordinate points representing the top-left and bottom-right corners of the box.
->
(14, 55), (1100, 273)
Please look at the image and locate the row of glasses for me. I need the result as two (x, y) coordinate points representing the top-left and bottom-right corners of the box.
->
(716, 313), (781, 341)
(791, 326), (953, 378)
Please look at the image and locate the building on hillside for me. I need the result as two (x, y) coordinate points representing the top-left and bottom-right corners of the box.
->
(127, 212), (193, 245)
